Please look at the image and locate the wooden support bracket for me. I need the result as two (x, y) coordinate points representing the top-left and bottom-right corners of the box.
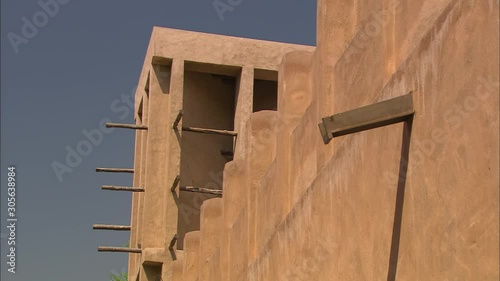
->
(98, 246), (142, 253)
(168, 234), (179, 261)
(168, 234), (178, 251)
(170, 175), (181, 192)
(173, 110), (183, 129)
(105, 123), (148, 130)
(101, 185), (145, 192)
(93, 224), (131, 231)
(96, 168), (134, 173)
(318, 93), (414, 144)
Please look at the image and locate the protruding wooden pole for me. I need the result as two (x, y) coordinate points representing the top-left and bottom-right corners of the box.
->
(105, 123), (148, 130)
(172, 110), (183, 129)
(182, 126), (237, 137)
(319, 93), (414, 144)
(170, 175), (181, 192)
(101, 185), (145, 192)
(98, 246), (141, 253)
(96, 168), (134, 173)
(180, 186), (222, 197)
(93, 224), (131, 231)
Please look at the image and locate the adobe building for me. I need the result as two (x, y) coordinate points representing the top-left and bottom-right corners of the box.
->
(95, 1), (499, 280)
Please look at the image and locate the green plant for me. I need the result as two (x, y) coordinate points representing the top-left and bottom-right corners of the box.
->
(110, 272), (128, 281)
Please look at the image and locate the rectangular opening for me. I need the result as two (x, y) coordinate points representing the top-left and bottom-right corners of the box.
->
(140, 74), (151, 126)
(143, 264), (162, 281)
(177, 64), (239, 249)
(137, 70), (151, 125)
(153, 64), (172, 95)
(137, 98), (143, 124)
(144, 72), (150, 95)
(253, 69), (278, 112)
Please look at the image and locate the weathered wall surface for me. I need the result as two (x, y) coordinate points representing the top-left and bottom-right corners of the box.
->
(172, 0), (499, 280)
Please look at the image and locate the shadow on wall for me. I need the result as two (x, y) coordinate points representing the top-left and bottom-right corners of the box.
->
(387, 118), (413, 281)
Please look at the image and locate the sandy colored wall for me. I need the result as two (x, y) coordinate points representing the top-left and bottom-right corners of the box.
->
(128, 27), (313, 281)
(172, 0), (499, 280)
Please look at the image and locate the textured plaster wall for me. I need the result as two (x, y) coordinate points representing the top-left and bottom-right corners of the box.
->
(171, 0), (499, 280)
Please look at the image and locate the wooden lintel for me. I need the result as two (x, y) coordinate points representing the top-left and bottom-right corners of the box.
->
(172, 110), (184, 129)
(170, 175), (181, 192)
(182, 126), (237, 137)
(101, 185), (144, 192)
(180, 186), (222, 197)
(105, 123), (148, 130)
(93, 224), (131, 231)
(98, 246), (141, 253)
(319, 93), (414, 144)
(96, 168), (134, 173)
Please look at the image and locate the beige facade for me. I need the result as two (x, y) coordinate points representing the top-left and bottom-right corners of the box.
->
(122, 1), (499, 280)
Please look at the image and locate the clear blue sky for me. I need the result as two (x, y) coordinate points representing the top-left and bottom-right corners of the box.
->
(0, 1), (316, 280)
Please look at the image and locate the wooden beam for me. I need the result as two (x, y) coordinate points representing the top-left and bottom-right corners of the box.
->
(93, 224), (131, 231)
(319, 93), (414, 144)
(105, 123), (148, 130)
(182, 126), (237, 137)
(98, 246), (141, 253)
(96, 168), (134, 173)
(101, 185), (145, 192)
(172, 110), (183, 129)
(170, 175), (181, 192)
(180, 186), (222, 197)
(318, 122), (331, 145)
